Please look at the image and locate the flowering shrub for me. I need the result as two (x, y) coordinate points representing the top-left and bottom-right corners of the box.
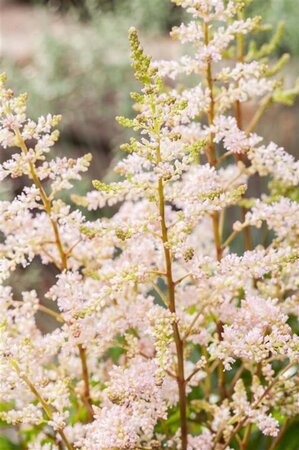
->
(1, 1), (299, 449)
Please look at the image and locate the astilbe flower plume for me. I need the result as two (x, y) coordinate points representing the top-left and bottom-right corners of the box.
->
(0, 1), (299, 449)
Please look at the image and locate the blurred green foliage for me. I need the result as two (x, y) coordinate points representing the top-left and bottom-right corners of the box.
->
(4, 0), (298, 158)
(0, 436), (19, 450)
(5, 0), (180, 119)
(31, 0), (299, 57)
(3, 0), (182, 173)
(249, 0), (299, 56)
(37, 0), (181, 30)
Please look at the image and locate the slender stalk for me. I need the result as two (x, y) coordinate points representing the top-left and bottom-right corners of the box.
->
(268, 420), (290, 450)
(216, 321), (226, 400)
(78, 344), (94, 421)
(233, 18), (271, 254)
(236, 434), (243, 448)
(241, 207), (253, 250)
(217, 363), (295, 449)
(203, 22), (223, 259)
(219, 209), (225, 240)
(11, 361), (74, 450)
(204, 22), (226, 399)
(227, 364), (245, 397)
(185, 365), (204, 383)
(222, 229), (240, 249)
(156, 142), (188, 450)
(15, 128), (94, 422)
(182, 309), (203, 342)
(203, 25), (223, 260)
(246, 94), (273, 134)
(15, 128), (67, 270)
(240, 424), (252, 449)
(233, 18), (253, 252)
(174, 272), (192, 286)
(202, 346), (212, 399)
(204, 23), (217, 167)
(37, 304), (65, 323)
(212, 212), (223, 261)
(151, 281), (169, 307)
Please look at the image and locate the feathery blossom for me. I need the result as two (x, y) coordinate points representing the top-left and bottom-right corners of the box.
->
(234, 198), (299, 243)
(249, 141), (299, 186)
(0, 0), (299, 447)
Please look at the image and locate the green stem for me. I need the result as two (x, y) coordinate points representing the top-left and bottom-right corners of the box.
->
(202, 347), (212, 399)
(241, 424), (252, 449)
(246, 94), (273, 134)
(217, 363), (295, 449)
(268, 420), (290, 450)
(15, 128), (94, 422)
(203, 22), (223, 259)
(227, 364), (245, 397)
(233, 16), (254, 252)
(37, 304), (65, 323)
(156, 142), (188, 450)
(11, 361), (74, 450)
(78, 344), (94, 421)
(204, 22), (226, 400)
(15, 128), (68, 270)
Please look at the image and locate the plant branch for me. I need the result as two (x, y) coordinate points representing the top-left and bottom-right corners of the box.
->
(182, 309), (203, 342)
(11, 360), (74, 450)
(232, 18), (255, 252)
(151, 282), (169, 307)
(156, 141), (188, 450)
(246, 94), (273, 135)
(78, 344), (94, 421)
(204, 21), (226, 400)
(217, 362), (295, 449)
(268, 419), (290, 450)
(37, 304), (65, 323)
(15, 128), (94, 422)
(227, 364), (245, 397)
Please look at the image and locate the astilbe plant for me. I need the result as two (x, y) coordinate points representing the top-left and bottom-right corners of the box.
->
(1, 1), (299, 449)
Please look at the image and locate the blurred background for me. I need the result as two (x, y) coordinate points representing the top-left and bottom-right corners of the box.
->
(0, 0), (298, 328)
(1, 0), (184, 181)
(1, 0), (299, 179)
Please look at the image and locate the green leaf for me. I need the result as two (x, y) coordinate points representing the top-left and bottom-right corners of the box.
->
(0, 436), (20, 450)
